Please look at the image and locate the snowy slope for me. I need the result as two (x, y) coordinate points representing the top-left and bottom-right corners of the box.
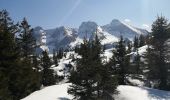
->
(52, 51), (77, 77)
(22, 83), (170, 100)
(115, 85), (170, 100)
(77, 21), (119, 48)
(22, 83), (73, 100)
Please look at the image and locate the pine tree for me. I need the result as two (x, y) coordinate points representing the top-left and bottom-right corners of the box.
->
(57, 48), (64, 59)
(124, 41), (132, 75)
(109, 36), (127, 85)
(0, 10), (41, 100)
(68, 39), (93, 99)
(146, 16), (170, 90)
(41, 51), (56, 86)
(143, 45), (157, 87)
(139, 34), (145, 47)
(127, 41), (132, 54)
(68, 35), (118, 99)
(133, 49), (143, 75)
(9, 57), (41, 99)
(134, 36), (139, 50)
(53, 49), (58, 66)
(17, 18), (36, 58)
(11, 18), (41, 99)
(0, 10), (20, 100)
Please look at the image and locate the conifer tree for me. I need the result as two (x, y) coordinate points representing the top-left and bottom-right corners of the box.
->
(127, 41), (132, 54)
(133, 49), (143, 75)
(17, 18), (36, 58)
(149, 16), (170, 90)
(57, 48), (64, 59)
(68, 35), (118, 100)
(41, 51), (56, 86)
(109, 36), (127, 85)
(0, 10), (19, 100)
(53, 49), (58, 66)
(0, 10), (41, 100)
(134, 36), (139, 50)
(143, 45), (158, 87)
(139, 34), (145, 47)
(13, 18), (41, 99)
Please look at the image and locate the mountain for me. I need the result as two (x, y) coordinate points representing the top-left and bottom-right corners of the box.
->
(33, 19), (148, 52)
(102, 19), (148, 40)
(33, 26), (49, 54)
(45, 26), (77, 51)
(78, 21), (105, 40)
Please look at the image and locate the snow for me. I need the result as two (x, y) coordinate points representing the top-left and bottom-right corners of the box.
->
(69, 37), (83, 47)
(102, 48), (114, 62)
(115, 85), (170, 100)
(22, 83), (170, 100)
(34, 19), (148, 53)
(102, 19), (148, 41)
(22, 83), (73, 100)
(53, 58), (72, 76)
(122, 22), (143, 35)
(138, 45), (148, 55)
(127, 77), (144, 86)
(40, 45), (49, 52)
(52, 51), (77, 76)
(101, 31), (118, 45)
(130, 45), (148, 56)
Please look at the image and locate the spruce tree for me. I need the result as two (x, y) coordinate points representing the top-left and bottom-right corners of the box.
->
(143, 45), (158, 87)
(68, 35), (118, 99)
(139, 34), (145, 47)
(53, 49), (58, 66)
(41, 51), (56, 86)
(0, 10), (41, 100)
(133, 49), (143, 75)
(127, 41), (132, 54)
(0, 10), (20, 100)
(109, 36), (127, 85)
(146, 16), (170, 90)
(12, 18), (41, 99)
(57, 48), (64, 59)
(17, 18), (36, 58)
(134, 36), (139, 50)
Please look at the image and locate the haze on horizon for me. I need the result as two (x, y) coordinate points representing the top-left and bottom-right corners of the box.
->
(1, 0), (170, 31)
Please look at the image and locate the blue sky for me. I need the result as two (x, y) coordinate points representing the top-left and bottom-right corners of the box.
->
(0, 0), (170, 30)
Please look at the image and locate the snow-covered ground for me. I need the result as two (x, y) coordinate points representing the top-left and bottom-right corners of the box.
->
(22, 83), (73, 100)
(115, 85), (170, 100)
(22, 83), (170, 100)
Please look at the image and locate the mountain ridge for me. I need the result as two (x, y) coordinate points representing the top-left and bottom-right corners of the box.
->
(33, 19), (149, 52)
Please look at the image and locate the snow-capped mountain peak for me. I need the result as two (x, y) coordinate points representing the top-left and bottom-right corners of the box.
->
(78, 21), (98, 39)
(33, 19), (148, 53)
(102, 19), (148, 40)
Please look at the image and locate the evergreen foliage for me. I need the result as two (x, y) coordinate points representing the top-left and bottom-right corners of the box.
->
(134, 36), (139, 50)
(17, 18), (36, 58)
(139, 34), (145, 47)
(53, 49), (58, 66)
(41, 51), (56, 86)
(68, 35), (118, 100)
(109, 36), (127, 85)
(0, 10), (41, 100)
(145, 16), (170, 90)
